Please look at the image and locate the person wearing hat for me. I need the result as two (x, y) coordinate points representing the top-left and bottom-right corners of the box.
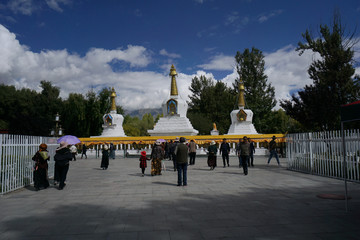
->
(175, 137), (189, 186)
(139, 151), (150, 176)
(220, 138), (231, 168)
(101, 145), (109, 170)
(32, 143), (50, 191)
(236, 136), (250, 175)
(150, 140), (165, 176)
(268, 136), (280, 166)
(207, 140), (218, 170)
(54, 141), (73, 190)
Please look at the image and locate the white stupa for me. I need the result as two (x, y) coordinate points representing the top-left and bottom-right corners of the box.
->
(148, 65), (198, 136)
(227, 79), (258, 135)
(95, 87), (126, 137)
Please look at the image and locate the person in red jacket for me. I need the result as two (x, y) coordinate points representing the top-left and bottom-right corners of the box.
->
(139, 151), (150, 176)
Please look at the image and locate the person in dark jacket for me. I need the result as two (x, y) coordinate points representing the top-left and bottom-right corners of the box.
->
(248, 138), (255, 167)
(170, 138), (179, 171)
(236, 136), (250, 175)
(188, 139), (197, 165)
(220, 138), (231, 167)
(54, 141), (72, 190)
(81, 144), (87, 159)
(32, 143), (50, 191)
(175, 137), (189, 186)
(207, 141), (217, 170)
(109, 143), (115, 159)
(101, 145), (109, 170)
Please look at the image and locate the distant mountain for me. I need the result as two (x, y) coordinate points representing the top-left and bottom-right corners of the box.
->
(125, 108), (162, 118)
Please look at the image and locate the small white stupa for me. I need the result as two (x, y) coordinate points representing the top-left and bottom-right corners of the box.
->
(227, 79), (258, 135)
(148, 65), (198, 136)
(95, 87), (126, 137)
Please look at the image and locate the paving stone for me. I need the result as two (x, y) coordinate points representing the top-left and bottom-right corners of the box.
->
(0, 155), (359, 239)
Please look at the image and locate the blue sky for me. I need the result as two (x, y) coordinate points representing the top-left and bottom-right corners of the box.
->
(0, 0), (359, 110)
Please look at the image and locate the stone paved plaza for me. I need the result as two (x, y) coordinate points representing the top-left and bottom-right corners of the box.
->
(1, 155), (360, 240)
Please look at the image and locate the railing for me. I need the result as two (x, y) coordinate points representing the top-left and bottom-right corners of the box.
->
(0, 134), (58, 194)
(286, 130), (360, 182)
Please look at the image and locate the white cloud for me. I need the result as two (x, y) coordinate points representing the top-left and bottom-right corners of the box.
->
(0, 24), (159, 110)
(258, 9), (283, 23)
(198, 54), (235, 71)
(45, 0), (71, 12)
(264, 45), (315, 107)
(5, 0), (71, 15)
(134, 9), (142, 17)
(159, 49), (181, 58)
(1, 23), (357, 113)
(198, 45), (316, 109)
(224, 12), (249, 33)
(7, 0), (37, 15)
(225, 12), (239, 26)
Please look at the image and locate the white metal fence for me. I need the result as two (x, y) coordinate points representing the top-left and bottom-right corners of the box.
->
(0, 134), (59, 194)
(286, 129), (360, 182)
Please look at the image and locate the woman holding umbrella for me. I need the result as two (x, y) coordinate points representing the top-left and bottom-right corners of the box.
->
(54, 141), (72, 190)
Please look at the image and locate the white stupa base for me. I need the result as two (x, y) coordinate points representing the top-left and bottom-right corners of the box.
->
(97, 124), (126, 137)
(148, 115), (198, 136)
(210, 130), (219, 135)
(227, 122), (258, 135)
(227, 109), (258, 135)
(91, 112), (126, 137)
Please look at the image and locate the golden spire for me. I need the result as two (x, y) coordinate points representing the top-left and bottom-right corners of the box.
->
(110, 87), (117, 112)
(169, 64), (178, 96)
(238, 79), (245, 108)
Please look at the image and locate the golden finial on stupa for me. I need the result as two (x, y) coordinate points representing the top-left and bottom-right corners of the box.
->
(169, 64), (178, 96)
(238, 78), (245, 108)
(110, 87), (117, 112)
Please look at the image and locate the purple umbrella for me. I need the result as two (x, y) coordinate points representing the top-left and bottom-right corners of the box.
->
(157, 139), (166, 142)
(57, 135), (81, 145)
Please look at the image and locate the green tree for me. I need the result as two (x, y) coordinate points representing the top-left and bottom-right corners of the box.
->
(188, 76), (235, 134)
(233, 47), (276, 133)
(140, 113), (154, 136)
(123, 115), (141, 136)
(281, 13), (360, 131)
(61, 93), (87, 137)
(260, 109), (304, 134)
(37, 81), (62, 136)
(84, 90), (102, 137)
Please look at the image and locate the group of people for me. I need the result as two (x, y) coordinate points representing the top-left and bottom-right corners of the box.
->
(206, 137), (255, 175)
(137, 137), (190, 186)
(32, 136), (281, 190)
(32, 141), (73, 191)
(138, 135), (281, 185)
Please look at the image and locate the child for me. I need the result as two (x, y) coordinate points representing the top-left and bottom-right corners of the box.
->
(139, 151), (150, 176)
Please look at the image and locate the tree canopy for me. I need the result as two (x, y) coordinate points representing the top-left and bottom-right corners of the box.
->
(281, 13), (360, 131)
(188, 75), (235, 134)
(233, 47), (277, 133)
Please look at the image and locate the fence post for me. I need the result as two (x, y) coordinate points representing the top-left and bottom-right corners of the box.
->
(0, 134), (3, 193)
(309, 132), (313, 174)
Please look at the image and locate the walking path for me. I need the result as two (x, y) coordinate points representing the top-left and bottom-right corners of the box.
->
(1, 155), (359, 240)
